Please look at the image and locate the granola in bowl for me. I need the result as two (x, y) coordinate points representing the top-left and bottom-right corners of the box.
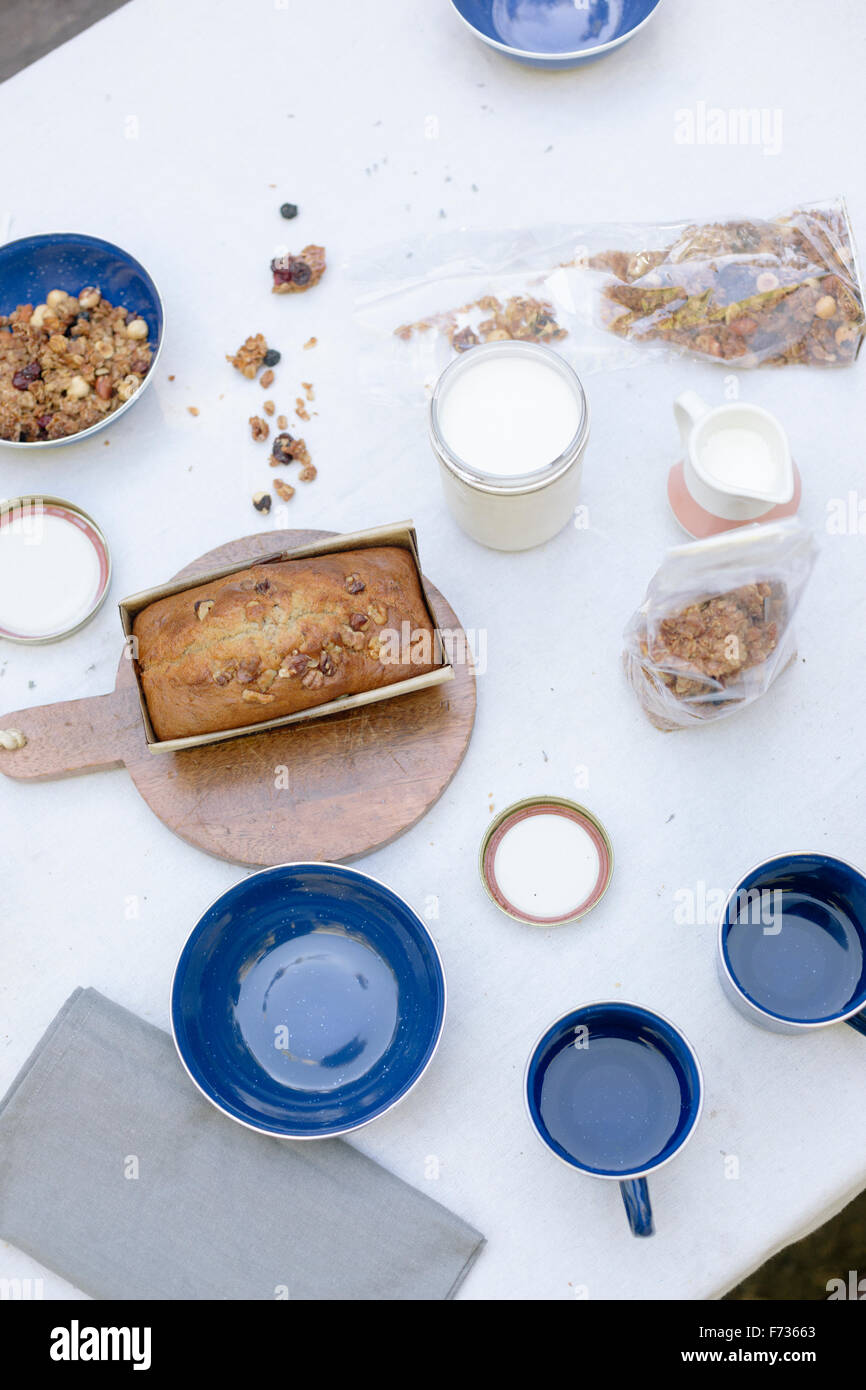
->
(0, 287), (154, 442)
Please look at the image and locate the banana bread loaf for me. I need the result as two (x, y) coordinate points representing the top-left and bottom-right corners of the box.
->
(133, 546), (438, 740)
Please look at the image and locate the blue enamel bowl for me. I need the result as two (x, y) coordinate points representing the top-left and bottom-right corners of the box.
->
(0, 232), (164, 449)
(171, 863), (447, 1139)
(449, 0), (664, 67)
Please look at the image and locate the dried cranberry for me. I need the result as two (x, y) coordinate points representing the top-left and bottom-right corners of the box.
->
(11, 361), (41, 390)
(271, 432), (295, 465)
(271, 257), (293, 287)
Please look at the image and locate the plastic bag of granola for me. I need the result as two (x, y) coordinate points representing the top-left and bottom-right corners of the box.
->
(350, 199), (864, 401)
(623, 520), (817, 731)
(350, 221), (625, 402)
(590, 200), (864, 367)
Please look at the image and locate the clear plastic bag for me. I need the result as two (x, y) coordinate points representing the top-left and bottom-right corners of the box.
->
(622, 521), (817, 732)
(350, 200), (864, 405)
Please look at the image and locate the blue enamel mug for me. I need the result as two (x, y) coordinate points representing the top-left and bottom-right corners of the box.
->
(719, 853), (866, 1037)
(525, 1002), (703, 1237)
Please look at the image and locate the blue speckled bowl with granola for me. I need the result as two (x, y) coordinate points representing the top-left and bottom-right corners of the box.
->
(0, 232), (164, 448)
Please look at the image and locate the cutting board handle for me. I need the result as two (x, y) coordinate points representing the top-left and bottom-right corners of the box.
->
(0, 686), (140, 781)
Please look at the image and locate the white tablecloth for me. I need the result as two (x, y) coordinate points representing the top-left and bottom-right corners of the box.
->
(1, 0), (865, 1301)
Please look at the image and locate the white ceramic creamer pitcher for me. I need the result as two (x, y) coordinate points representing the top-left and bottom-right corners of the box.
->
(673, 392), (794, 523)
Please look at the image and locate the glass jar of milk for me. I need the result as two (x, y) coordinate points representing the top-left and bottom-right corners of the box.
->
(428, 341), (590, 551)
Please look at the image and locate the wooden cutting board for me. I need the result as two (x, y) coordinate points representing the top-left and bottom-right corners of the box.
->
(0, 529), (476, 866)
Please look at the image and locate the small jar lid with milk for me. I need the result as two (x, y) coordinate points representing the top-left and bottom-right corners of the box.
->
(480, 796), (613, 927)
(0, 496), (111, 643)
(429, 341), (590, 551)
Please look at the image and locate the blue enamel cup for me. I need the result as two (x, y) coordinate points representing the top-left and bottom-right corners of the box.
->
(525, 1002), (703, 1237)
(719, 854), (866, 1037)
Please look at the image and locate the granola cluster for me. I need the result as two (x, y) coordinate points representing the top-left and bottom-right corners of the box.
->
(641, 583), (785, 702)
(226, 333), (269, 379)
(0, 288), (153, 442)
(591, 205), (864, 365)
(395, 294), (566, 353)
(270, 244), (326, 294)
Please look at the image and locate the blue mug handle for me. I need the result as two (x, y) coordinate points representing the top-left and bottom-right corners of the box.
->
(846, 1010), (866, 1037)
(620, 1177), (655, 1237)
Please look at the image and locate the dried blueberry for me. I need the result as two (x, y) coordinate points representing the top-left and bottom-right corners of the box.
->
(291, 260), (312, 287)
(263, 348), (281, 367)
(11, 361), (41, 390)
(280, 203), (299, 220)
(271, 432), (295, 465)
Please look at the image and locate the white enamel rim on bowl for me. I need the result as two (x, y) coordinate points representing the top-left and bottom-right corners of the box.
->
(523, 999), (704, 1181)
(170, 861), (447, 1140)
(448, 0), (665, 64)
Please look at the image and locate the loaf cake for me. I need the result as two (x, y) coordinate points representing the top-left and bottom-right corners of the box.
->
(133, 546), (438, 741)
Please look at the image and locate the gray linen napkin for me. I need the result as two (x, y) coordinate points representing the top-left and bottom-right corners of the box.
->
(0, 988), (484, 1300)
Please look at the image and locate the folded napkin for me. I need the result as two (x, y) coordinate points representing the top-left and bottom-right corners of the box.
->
(0, 988), (484, 1300)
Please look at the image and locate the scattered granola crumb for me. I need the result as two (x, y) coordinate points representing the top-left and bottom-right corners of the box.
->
(273, 478), (295, 502)
(188, 406), (200, 417)
(226, 333), (268, 379)
(168, 374), (175, 381)
(260, 368), (275, 389)
(298, 463), (317, 483)
(295, 397), (310, 421)
(249, 415), (269, 442)
(396, 294), (567, 351)
(276, 414), (288, 429)
(301, 381), (314, 401)
(303, 336), (317, 350)
(263, 399), (275, 416)
(252, 491), (271, 513)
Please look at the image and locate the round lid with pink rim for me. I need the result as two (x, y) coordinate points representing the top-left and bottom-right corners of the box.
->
(0, 495), (111, 643)
(480, 796), (613, 926)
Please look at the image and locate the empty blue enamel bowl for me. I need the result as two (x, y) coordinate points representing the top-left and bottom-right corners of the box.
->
(0, 232), (164, 448)
(450, 0), (664, 67)
(171, 863), (447, 1139)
